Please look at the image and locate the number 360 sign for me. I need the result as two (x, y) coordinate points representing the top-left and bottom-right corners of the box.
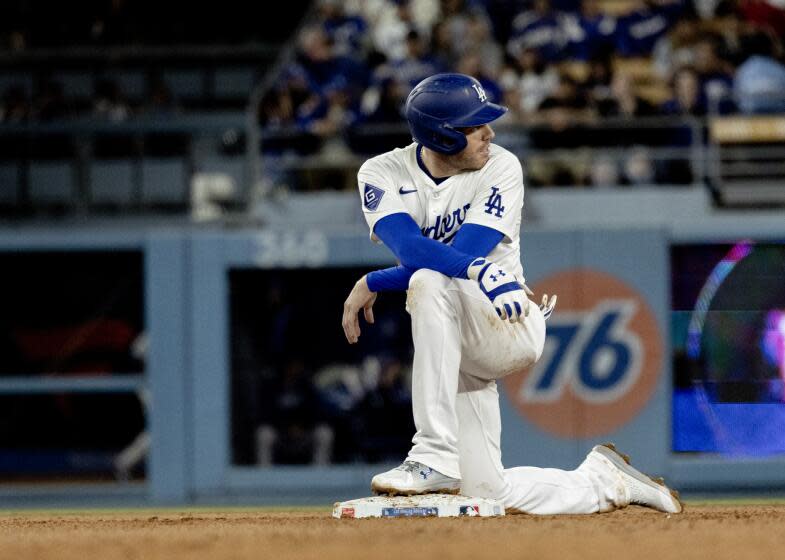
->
(502, 269), (663, 438)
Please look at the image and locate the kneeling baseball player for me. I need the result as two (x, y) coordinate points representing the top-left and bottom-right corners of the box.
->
(342, 73), (682, 515)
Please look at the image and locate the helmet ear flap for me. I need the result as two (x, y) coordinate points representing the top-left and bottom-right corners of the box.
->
(408, 105), (468, 155)
(433, 125), (467, 155)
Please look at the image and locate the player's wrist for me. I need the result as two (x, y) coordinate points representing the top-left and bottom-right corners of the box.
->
(361, 274), (376, 294)
(466, 258), (490, 282)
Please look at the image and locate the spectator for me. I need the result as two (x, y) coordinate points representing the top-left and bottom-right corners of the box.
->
(693, 32), (735, 112)
(537, 74), (593, 121)
(582, 55), (614, 106)
(453, 9), (504, 75)
(456, 52), (503, 104)
(589, 154), (622, 186)
(260, 88), (295, 129)
(615, 0), (683, 57)
(302, 79), (360, 142)
(652, 14), (700, 79)
(597, 72), (657, 117)
(370, 0), (438, 62)
(622, 146), (657, 184)
(527, 75), (595, 185)
(514, 47), (560, 116)
(384, 29), (444, 87)
(738, 0), (785, 38)
(293, 26), (369, 102)
(734, 30), (785, 114)
(429, 20), (457, 69)
(317, 0), (369, 58)
(661, 66), (707, 115)
(359, 77), (408, 123)
(507, 0), (566, 63)
(93, 79), (131, 122)
(563, 0), (617, 61)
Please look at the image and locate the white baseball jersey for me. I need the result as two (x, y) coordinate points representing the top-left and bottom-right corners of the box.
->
(357, 142), (616, 515)
(357, 142), (525, 279)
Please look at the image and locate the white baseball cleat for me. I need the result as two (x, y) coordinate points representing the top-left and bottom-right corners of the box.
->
(371, 461), (461, 496)
(590, 443), (683, 514)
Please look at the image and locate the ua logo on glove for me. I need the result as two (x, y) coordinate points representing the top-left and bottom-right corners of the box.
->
(468, 258), (557, 323)
(468, 258), (529, 322)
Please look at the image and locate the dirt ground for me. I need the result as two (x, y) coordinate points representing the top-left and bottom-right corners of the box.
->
(0, 505), (781, 560)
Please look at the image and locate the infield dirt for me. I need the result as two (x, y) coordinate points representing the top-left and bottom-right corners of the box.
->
(0, 505), (779, 560)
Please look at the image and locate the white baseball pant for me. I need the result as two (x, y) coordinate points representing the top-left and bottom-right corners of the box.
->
(404, 269), (618, 514)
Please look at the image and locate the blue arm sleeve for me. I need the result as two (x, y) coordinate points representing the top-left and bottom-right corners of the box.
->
(450, 223), (505, 258)
(365, 216), (505, 291)
(366, 265), (416, 292)
(373, 213), (475, 278)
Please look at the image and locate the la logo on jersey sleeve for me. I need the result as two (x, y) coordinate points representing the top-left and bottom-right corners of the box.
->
(484, 186), (505, 217)
(363, 183), (385, 211)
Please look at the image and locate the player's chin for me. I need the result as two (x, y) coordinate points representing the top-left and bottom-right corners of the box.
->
(464, 152), (488, 170)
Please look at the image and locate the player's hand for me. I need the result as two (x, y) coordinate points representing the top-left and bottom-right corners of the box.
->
(467, 258), (530, 323)
(522, 283), (557, 320)
(342, 275), (377, 344)
(539, 293), (557, 320)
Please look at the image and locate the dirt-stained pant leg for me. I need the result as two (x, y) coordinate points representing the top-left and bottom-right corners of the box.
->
(455, 378), (609, 514)
(405, 269), (612, 514)
(451, 280), (610, 515)
(405, 269), (464, 478)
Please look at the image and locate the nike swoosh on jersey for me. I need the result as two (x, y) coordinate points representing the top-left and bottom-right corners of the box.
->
(398, 187), (418, 195)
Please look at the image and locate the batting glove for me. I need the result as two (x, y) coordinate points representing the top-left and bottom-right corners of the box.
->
(467, 258), (530, 322)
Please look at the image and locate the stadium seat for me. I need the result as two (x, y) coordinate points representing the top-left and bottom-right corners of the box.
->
(162, 69), (205, 101)
(100, 71), (147, 102)
(198, 156), (246, 193)
(596, 0), (637, 15)
(709, 115), (785, 206)
(28, 161), (75, 207)
(89, 160), (137, 208)
(141, 158), (189, 208)
(213, 67), (257, 101)
(51, 71), (94, 99)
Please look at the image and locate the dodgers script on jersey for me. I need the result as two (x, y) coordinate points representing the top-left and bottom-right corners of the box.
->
(357, 142), (525, 279)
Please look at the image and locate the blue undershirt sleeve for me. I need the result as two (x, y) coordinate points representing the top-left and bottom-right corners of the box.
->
(366, 265), (415, 292)
(365, 214), (505, 292)
(450, 223), (505, 258)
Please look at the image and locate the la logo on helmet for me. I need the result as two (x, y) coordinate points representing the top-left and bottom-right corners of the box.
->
(471, 83), (487, 102)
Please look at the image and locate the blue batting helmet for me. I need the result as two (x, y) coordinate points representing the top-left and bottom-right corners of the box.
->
(404, 73), (508, 155)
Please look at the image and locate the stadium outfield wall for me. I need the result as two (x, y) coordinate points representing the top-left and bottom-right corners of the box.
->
(1, 188), (784, 506)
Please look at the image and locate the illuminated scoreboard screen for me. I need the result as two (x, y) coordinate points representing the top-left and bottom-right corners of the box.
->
(671, 242), (785, 456)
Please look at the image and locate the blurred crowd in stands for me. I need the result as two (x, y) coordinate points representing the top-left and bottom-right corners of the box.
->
(257, 0), (785, 186)
(3, 0), (785, 188)
(3, 0), (784, 126)
(262, 0), (785, 131)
